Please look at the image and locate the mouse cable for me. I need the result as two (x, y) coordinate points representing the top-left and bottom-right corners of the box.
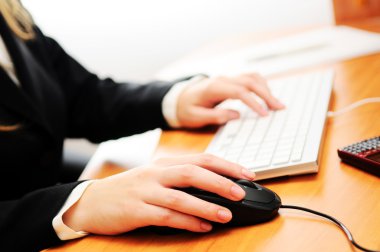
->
(280, 205), (379, 252)
(327, 97), (380, 118)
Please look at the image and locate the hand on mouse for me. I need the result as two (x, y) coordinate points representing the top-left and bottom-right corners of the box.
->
(62, 153), (255, 234)
(176, 73), (285, 128)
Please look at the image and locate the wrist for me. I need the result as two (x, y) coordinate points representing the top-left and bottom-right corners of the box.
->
(61, 180), (98, 233)
(162, 75), (208, 128)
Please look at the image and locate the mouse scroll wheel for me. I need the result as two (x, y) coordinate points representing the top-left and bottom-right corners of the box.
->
(235, 179), (259, 189)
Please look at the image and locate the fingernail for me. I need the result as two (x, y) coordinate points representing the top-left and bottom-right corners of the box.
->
(242, 168), (255, 179)
(231, 184), (245, 199)
(200, 221), (212, 231)
(217, 209), (232, 222)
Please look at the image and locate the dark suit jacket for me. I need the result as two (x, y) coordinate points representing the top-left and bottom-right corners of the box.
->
(0, 15), (180, 251)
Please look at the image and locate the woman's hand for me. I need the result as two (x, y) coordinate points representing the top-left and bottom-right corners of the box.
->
(63, 153), (255, 234)
(177, 73), (285, 128)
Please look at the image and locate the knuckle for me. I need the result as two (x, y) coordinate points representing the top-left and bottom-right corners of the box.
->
(166, 191), (184, 208)
(256, 77), (268, 86)
(236, 88), (247, 99)
(185, 221), (202, 232)
(179, 164), (197, 181)
(254, 81), (266, 90)
(200, 153), (215, 164)
(243, 79), (253, 87)
(201, 202), (219, 217)
(215, 176), (229, 191)
(157, 210), (172, 224)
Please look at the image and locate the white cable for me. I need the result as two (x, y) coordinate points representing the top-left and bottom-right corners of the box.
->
(327, 97), (380, 118)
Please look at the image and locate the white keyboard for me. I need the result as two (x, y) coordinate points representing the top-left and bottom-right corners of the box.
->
(205, 70), (334, 180)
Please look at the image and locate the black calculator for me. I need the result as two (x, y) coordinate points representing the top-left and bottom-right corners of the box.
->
(337, 136), (380, 177)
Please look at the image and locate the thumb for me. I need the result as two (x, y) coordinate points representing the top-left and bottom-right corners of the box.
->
(190, 107), (240, 126)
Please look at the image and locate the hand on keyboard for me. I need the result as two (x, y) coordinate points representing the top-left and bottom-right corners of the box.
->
(205, 69), (335, 180)
(176, 73), (285, 128)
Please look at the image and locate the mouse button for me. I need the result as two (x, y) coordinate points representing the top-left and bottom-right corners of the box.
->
(241, 199), (256, 207)
(241, 200), (279, 213)
(235, 179), (258, 188)
(243, 188), (275, 203)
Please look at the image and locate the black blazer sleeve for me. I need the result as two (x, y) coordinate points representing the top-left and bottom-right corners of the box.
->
(32, 28), (176, 143)
(0, 181), (83, 252)
(0, 22), (194, 252)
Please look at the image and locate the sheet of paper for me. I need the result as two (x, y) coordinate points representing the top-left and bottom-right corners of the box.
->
(156, 25), (380, 80)
(83, 128), (162, 172)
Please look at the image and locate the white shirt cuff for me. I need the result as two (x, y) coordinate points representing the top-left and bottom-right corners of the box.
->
(52, 180), (94, 240)
(162, 75), (207, 128)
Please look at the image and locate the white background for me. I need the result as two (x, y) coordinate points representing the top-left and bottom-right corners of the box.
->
(23, 0), (334, 82)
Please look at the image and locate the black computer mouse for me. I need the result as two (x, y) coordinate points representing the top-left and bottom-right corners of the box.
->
(178, 179), (282, 227)
(146, 179), (282, 234)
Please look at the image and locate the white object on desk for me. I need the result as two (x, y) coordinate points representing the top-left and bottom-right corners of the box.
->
(205, 70), (334, 180)
(156, 25), (380, 80)
(83, 128), (162, 172)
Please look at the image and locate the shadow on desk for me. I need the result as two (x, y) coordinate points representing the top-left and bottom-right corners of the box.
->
(48, 219), (285, 252)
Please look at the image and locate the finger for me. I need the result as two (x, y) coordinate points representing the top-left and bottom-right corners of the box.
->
(146, 188), (233, 224)
(239, 75), (285, 110)
(144, 204), (214, 232)
(159, 164), (246, 201)
(246, 73), (271, 92)
(243, 73), (274, 96)
(205, 76), (284, 113)
(201, 77), (247, 105)
(154, 153), (255, 180)
(204, 80), (269, 116)
(238, 91), (269, 116)
(196, 78), (267, 115)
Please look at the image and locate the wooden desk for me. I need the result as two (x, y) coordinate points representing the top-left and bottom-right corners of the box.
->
(46, 23), (380, 252)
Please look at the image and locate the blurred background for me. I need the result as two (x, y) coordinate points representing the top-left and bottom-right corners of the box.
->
(21, 0), (380, 164)
(23, 0), (334, 82)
